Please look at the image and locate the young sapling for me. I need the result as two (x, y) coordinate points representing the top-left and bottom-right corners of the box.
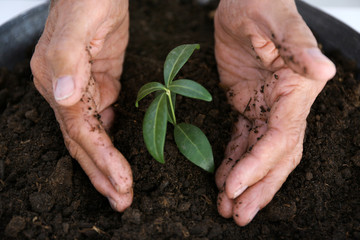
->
(135, 44), (214, 173)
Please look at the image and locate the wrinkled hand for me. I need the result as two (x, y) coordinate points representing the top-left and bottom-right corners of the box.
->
(30, 0), (132, 211)
(214, 0), (336, 226)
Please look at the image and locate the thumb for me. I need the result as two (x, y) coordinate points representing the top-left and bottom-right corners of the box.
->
(261, 1), (336, 81)
(46, 1), (108, 106)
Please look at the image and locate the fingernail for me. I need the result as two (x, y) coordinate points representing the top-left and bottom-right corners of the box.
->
(248, 207), (260, 223)
(54, 76), (74, 101)
(307, 48), (331, 63)
(233, 185), (248, 199)
(108, 197), (117, 210)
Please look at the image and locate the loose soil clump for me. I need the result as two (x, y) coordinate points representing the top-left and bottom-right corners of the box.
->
(0, 1), (359, 239)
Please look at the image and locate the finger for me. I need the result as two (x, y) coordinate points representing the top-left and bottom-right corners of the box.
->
(224, 128), (286, 200)
(91, 9), (129, 71)
(46, 1), (112, 106)
(232, 138), (303, 226)
(57, 103), (133, 195)
(89, 14), (128, 113)
(215, 116), (250, 188)
(250, 34), (283, 71)
(100, 107), (115, 132)
(92, 71), (121, 112)
(253, 0), (336, 81)
(217, 190), (234, 218)
(225, 84), (308, 200)
(65, 135), (132, 211)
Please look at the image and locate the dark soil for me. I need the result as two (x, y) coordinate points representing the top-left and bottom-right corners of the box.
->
(1, 0), (360, 239)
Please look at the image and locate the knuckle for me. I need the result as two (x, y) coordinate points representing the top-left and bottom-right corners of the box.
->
(92, 154), (107, 172)
(284, 128), (301, 151)
(30, 45), (53, 97)
(45, 41), (70, 65)
(61, 118), (82, 145)
(30, 54), (39, 75)
(286, 130), (299, 149)
(64, 136), (80, 160)
(88, 172), (105, 192)
(65, 122), (80, 139)
(268, 126), (300, 155)
(45, 46), (59, 62)
(317, 76), (330, 89)
(30, 49), (44, 81)
(289, 154), (301, 170)
(288, 145), (303, 170)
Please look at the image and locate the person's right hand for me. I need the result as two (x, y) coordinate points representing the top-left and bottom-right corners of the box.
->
(30, 0), (133, 211)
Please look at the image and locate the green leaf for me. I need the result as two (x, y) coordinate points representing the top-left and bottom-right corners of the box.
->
(163, 44), (200, 87)
(135, 82), (166, 107)
(143, 93), (168, 163)
(169, 79), (212, 102)
(167, 92), (176, 124)
(174, 123), (214, 173)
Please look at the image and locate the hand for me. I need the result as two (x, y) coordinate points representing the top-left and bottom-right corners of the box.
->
(214, 0), (336, 226)
(30, 0), (132, 211)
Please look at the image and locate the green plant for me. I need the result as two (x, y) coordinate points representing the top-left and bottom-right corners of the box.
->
(135, 44), (214, 173)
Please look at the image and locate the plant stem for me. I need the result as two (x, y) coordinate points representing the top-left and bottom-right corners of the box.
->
(165, 89), (176, 125)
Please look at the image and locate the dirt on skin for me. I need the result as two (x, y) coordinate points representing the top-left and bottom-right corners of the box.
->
(0, 0), (360, 239)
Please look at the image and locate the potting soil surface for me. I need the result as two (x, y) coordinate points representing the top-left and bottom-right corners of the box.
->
(0, 1), (360, 239)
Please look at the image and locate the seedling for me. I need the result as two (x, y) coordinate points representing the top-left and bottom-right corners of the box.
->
(135, 44), (214, 173)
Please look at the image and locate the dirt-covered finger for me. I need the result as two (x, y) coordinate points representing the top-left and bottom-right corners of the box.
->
(231, 145), (303, 226)
(215, 117), (250, 189)
(224, 127), (289, 200)
(63, 135), (133, 211)
(57, 102), (133, 195)
(217, 190), (234, 219)
(258, 1), (335, 81)
(99, 107), (115, 132)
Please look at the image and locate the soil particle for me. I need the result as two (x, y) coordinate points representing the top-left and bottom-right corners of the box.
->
(195, 113), (206, 126)
(140, 196), (154, 214)
(167, 222), (190, 238)
(49, 156), (73, 205)
(208, 109), (219, 118)
(0, 143), (7, 156)
(265, 200), (297, 222)
(157, 195), (178, 209)
(303, 66), (308, 74)
(334, 172), (345, 186)
(305, 171), (313, 181)
(24, 108), (39, 123)
(41, 151), (59, 162)
(29, 192), (55, 213)
(353, 134), (360, 146)
(5, 216), (26, 238)
(189, 221), (209, 236)
(62, 223), (70, 234)
(261, 225), (270, 235)
(121, 208), (142, 225)
(178, 201), (192, 212)
(207, 223), (222, 238)
(341, 167), (352, 180)
(351, 153), (360, 167)
(271, 32), (276, 39)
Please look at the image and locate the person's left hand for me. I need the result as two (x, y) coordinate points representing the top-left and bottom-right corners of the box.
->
(214, 0), (336, 226)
